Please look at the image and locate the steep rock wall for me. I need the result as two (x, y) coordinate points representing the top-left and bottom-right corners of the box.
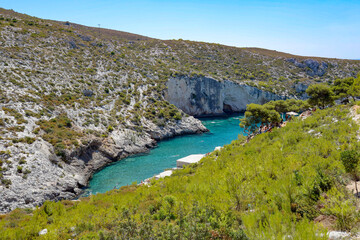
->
(165, 76), (286, 116)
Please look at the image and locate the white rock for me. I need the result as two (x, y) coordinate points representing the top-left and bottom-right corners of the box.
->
(328, 231), (350, 240)
(154, 170), (173, 180)
(166, 76), (285, 116)
(39, 229), (48, 235)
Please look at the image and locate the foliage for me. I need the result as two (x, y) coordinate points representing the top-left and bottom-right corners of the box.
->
(240, 103), (280, 134)
(341, 150), (360, 195)
(1, 105), (360, 239)
(348, 75), (360, 101)
(36, 114), (83, 154)
(331, 77), (355, 101)
(320, 187), (358, 231)
(341, 150), (359, 174)
(265, 99), (310, 113)
(332, 74), (360, 102)
(1, 107), (27, 124)
(306, 84), (334, 108)
(240, 99), (309, 134)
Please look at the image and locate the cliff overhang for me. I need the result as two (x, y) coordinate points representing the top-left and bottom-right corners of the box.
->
(165, 76), (288, 117)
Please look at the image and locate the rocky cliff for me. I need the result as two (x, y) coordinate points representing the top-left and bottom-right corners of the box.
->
(0, 114), (206, 213)
(166, 76), (286, 116)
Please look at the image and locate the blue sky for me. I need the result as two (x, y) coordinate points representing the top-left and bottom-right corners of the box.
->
(0, 0), (359, 59)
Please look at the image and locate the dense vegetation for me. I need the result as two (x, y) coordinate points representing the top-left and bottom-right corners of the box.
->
(1, 104), (359, 239)
(240, 74), (360, 135)
(240, 99), (310, 134)
(332, 74), (360, 102)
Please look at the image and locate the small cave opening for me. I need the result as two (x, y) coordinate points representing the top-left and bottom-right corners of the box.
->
(223, 103), (234, 114)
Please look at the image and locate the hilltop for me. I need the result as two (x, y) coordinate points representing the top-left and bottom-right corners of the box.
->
(0, 7), (360, 213)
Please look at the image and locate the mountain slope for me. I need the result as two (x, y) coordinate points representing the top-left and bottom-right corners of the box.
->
(1, 105), (359, 239)
(0, 7), (360, 212)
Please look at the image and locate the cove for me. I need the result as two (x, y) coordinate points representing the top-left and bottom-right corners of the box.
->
(83, 114), (244, 196)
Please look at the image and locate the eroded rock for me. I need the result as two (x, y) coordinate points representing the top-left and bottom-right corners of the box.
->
(165, 76), (286, 116)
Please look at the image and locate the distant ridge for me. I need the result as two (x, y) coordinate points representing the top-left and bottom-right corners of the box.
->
(0, 7), (152, 41)
(0, 7), (357, 60)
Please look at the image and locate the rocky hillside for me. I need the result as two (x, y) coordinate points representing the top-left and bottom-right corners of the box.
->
(0, 7), (360, 212)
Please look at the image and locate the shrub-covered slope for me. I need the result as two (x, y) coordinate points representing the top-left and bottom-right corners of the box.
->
(1, 105), (359, 239)
(1, 7), (360, 212)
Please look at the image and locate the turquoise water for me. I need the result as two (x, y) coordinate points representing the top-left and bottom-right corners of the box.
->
(83, 114), (244, 196)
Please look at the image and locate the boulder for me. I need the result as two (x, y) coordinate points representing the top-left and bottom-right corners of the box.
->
(39, 229), (48, 235)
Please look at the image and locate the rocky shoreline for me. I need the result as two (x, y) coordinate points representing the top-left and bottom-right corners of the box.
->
(0, 116), (207, 214)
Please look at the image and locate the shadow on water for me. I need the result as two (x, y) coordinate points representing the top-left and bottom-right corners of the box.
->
(80, 114), (244, 197)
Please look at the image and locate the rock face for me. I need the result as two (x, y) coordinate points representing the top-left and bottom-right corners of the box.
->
(287, 58), (328, 77)
(165, 76), (286, 116)
(0, 116), (207, 213)
(294, 82), (309, 99)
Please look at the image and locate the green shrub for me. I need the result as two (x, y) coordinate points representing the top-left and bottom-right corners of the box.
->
(37, 114), (83, 150)
(1, 178), (11, 188)
(19, 158), (26, 165)
(321, 188), (357, 231)
(341, 150), (359, 173)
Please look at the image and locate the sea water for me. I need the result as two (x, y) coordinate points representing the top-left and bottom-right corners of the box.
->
(83, 114), (244, 196)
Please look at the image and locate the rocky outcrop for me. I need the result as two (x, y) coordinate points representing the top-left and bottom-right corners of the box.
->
(286, 58), (328, 77)
(0, 116), (206, 213)
(294, 82), (309, 99)
(165, 76), (286, 116)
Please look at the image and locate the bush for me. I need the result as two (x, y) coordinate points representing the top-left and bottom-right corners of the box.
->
(321, 188), (357, 231)
(173, 112), (182, 120)
(1, 178), (11, 188)
(306, 84), (334, 108)
(107, 125), (114, 132)
(340, 150), (359, 173)
(37, 115), (83, 150)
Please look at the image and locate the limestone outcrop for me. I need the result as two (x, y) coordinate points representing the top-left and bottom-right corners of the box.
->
(0, 115), (206, 213)
(165, 76), (286, 116)
(286, 58), (328, 77)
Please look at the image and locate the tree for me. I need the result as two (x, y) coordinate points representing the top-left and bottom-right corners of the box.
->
(286, 99), (310, 112)
(348, 76), (360, 101)
(265, 99), (310, 114)
(240, 99), (310, 135)
(331, 77), (354, 101)
(306, 84), (334, 108)
(341, 150), (359, 197)
(266, 100), (288, 114)
(240, 104), (264, 135)
(240, 103), (281, 135)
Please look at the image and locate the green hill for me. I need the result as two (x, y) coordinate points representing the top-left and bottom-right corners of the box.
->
(1, 105), (360, 239)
